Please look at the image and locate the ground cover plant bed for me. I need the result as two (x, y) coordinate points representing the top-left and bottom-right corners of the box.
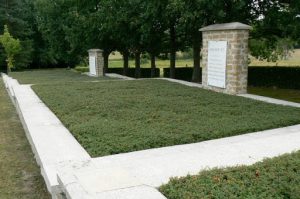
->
(0, 79), (50, 199)
(10, 69), (110, 84)
(159, 151), (300, 199)
(30, 79), (300, 157)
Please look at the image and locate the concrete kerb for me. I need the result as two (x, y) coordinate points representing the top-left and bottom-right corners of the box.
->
(157, 78), (300, 108)
(238, 93), (300, 108)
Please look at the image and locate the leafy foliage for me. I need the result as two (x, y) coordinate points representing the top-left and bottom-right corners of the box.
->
(0, 0), (35, 70)
(1, 0), (299, 71)
(0, 25), (21, 69)
(160, 151), (300, 199)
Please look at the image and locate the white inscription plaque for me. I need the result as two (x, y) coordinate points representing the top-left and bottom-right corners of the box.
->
(207, 41), (227, 88)
(89, 56), (96, 76)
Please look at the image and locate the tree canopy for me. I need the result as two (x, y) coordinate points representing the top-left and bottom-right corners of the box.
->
(0, 0), (299, 78)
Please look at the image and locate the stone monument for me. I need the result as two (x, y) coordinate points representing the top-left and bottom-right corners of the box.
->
(200, 22), (252, 94)
(88, 49), (104, 77)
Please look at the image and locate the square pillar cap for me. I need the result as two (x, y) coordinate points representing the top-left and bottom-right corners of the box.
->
(200, 22), (252, 32)
(88, 49), (103, 53)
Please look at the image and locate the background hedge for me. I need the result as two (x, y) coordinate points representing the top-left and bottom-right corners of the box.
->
(163, 67), (195, 82)
(163, 67), (300, 90)
(75, 66), (300, 89)
(248, 66), (300, 89)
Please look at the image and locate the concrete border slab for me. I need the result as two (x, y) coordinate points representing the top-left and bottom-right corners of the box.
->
(238, 93), (300, 108)
(157, 78), (300, 108)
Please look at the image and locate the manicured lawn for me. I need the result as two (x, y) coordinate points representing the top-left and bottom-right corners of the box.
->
(31, 79), (300, 157)
(0, 79), (50, 199)
(248, 86), (300, 103)
(10, 69), (110, 84)
(159, 151), (300, 199)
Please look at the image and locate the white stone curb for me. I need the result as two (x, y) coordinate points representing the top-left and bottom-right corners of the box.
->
(106, 73), (135, 80)
(238, 93), (300, 108)
(157, 78), (300, 108)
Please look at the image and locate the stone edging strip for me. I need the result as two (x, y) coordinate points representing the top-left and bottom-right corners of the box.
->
(238, 93), (300, 108)
(157, 78), (300, 108)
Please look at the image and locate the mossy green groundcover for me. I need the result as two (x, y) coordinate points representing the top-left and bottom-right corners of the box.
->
(159, 151), (300, 199)
(10, 69), (109, 84)
(31, 79), (300, 157)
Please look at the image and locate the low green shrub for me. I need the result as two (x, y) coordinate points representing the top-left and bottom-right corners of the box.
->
(160, 151), (300, 199)
(248, 66), (300, 89)
(162, 66), (300, 90)
(163, 67), (195, 81)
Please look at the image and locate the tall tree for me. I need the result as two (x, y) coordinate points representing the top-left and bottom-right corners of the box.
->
(0, 0), (34, 70)
(251, 0), (300, 61)
(0, 25), (21, 72)
(140, 1), (167, 77)
(165, 0), (183, 79)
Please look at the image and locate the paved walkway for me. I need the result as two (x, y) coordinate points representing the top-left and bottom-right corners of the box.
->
(238, 93), (300, 108)
(58, 124), (300, 198)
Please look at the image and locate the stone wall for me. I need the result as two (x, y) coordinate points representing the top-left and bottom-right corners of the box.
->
(200, 23), (251, 95)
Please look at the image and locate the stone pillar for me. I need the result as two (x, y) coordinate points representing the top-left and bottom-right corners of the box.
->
(88, 49), (104, 77)
(200, 22), (252, 95)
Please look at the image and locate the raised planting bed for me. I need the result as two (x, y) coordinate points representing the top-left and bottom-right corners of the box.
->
(159, 150), (300, 199)
(28, 79), (300, 157)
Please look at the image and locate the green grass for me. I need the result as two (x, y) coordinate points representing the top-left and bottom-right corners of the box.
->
(159, 151), (300, 199)
(10, 69), (110, 84)
(249, 49), (300, 67)
(30, 79), (300, 157)
(107, 49), (300, 68)
(0, 78), (50, 199)
(249, 87), (300, 103)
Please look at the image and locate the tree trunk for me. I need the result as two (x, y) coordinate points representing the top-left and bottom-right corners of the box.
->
(150, 54), (156, 78)
(192, 34), (201, 82)
(170, 25), (176, 79)
(7, 65), (10, 74)
(103, 50), (109, 75)
(123, 51), (129, 76)
(135, 51), (141, 78)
